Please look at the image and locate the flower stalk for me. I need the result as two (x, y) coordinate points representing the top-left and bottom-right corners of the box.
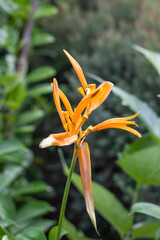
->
(56, 144), (78, 240)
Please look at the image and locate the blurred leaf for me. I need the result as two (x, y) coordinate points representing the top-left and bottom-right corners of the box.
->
(31, 32), (55, 47)
(16, 227), (47, 240)
(17, 109), (44, 125)
(30, 219), (55, 233)
(62, 160), (132, 236)
(29, 84), (52, 96)
(11, 181), (52, 197)
(49, 225), (67, 240)
(131, 202), (160, 219)
(134, 45), (160, 77)
(122, 135), (154, 155)
(2, 150), (33, 166)
(2, 236), (16, 240)
(15, 200), (54, 224)
(156, 229), (160, 240)
(34, 5), (58, 19)
(27, 66), (56, 83)
(0, 165), (23, 193)
(113, 86), (160, 139)
(132, 221), (160, 239)
(0, 140), (25, 156)
(62, 217), (99, 240)
(118, 143), (160, 185)
(0, 196), (16, 218)
(0, 74), (18, 84)
(14, 125), (35, 133)
(0, 218), (17, 228)
(0, 0), (18, 14)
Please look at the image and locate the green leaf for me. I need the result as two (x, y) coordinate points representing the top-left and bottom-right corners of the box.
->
(15, 200), (54, 224)
(134, 45), (160, 77)
(132, 221), (160, 239)
(62, 217), (99, 240)
(2, 235), (16, 240)
(113, 86), (160, 138)
(0, 140), (25, 156)
(0, 227), (12, 239)
(29, 219), (55, 233)
(17, 109), (44, 125)
(131, 202), (160, 219)
(49, 225), (67, 240)
(29, 84), (52, 96)
(14, 125), (35, 133)
(118, 143), (160, 185)
(0, 165), (23, 193)
(0, 0), (18, 14)
(27, 66), (56, 83)
(0, 218), (17, 228)
(11, 181), (52, 197)
(34, 5), (58, 19)
(16, 227), (47, 240)
(31, 32), (55, 47)
(156, 228), (160, 240)
(62, 161), (132, 236)
(0, 196), (16, 218)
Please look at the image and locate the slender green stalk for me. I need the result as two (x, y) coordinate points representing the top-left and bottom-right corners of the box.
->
(56, 144), (78, 240)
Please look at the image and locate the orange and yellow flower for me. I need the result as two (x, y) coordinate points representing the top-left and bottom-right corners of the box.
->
(39, 50), (141, 231)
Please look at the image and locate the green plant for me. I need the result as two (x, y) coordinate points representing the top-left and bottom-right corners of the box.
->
(0, 0), (58, 239)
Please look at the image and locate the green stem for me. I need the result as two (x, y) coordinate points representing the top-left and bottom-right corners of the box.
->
(56, 144), (78, 240)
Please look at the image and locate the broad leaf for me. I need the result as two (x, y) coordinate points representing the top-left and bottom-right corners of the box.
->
(131, 202), (160, 219)
(31, 32), (55, 47)
(29, 219), (55, 233)
(0, 0), (18, 14)
(113, 86), (160, 138)
(0, 218), (17, 228)
(17, 109), (44, 125)
(11, 181), (52, 197)
(118, 143), (160, 185)
(62, 217), (99, 240)
(16, 227), (47, 240)
(27, 66), (56, 83)
(0, 196), (16, 218)
(0, 140), (25, 156)
(132, 221), (160, 239)
(29, 84), (52, 96)
(134, 45), (160, 77)
(62, 161), (132, 236)
(34, 5), (58, 19)
(0, 165), (23, 192)
(15, 200), (54, 224)
(49, 225), (67, 240)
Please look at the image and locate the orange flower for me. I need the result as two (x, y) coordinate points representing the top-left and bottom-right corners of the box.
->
(39, 51), (141, 231)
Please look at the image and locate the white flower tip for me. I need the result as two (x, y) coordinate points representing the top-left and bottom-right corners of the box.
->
(39, 135), (54, 148)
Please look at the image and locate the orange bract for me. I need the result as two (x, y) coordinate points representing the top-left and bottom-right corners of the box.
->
(39, 50), (141, 232)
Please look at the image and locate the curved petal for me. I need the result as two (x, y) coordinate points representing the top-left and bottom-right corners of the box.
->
(72, 88), (100, 124)
(93, 113), (142, 138)
(78, 142), (97, 232)
(63, 50), (88, 90)
(52, 79), (68, 132)
(39, 132), (78, 148)
(87, 81), (113, 114)
(59, 88), (73, 119)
